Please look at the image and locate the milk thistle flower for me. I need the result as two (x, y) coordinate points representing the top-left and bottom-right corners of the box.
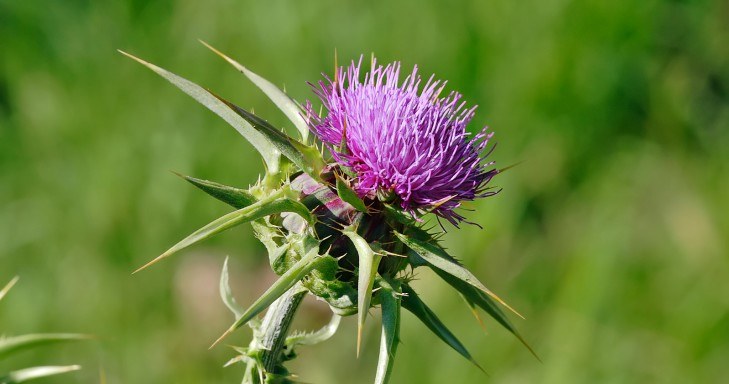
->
(122, 43), (534, 384)
(308, 57), (498, 225)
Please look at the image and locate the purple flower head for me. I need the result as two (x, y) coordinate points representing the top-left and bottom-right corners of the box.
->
(307, 57), (499, 225)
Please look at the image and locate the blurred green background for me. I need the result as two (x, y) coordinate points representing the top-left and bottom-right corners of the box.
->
(1, 0), (728, 382)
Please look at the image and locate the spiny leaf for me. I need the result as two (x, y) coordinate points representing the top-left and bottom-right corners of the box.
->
(211, 93), (325, 181)
(374, 277), (401, 384)
(135, 195), (313, 273)
(0, 365), (81, 383)
(394, 231), (523, 319)
(400, 284), (484, 373)
(250, 220), (288, 268)
(211, 249), (323, 349)
(118, 50), (282, 171)
(200, 41), (311, 143)
(219, 257), (245, 319)
(398, 231), (538, 358)
(433, 269), (539, 360)
(0, 334), (90, 359)
(223, 354), (248, 368)
(286, 313), (341, 347)
(381, 204), (418, 227)
(460, 293), (487, 332)
(173, 172), (256, 209)
(0, 276), (19, 302)
(342, 227), (382, 357)
(335, 174), (368, 212)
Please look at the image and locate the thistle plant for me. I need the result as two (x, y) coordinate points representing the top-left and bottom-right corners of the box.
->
(122, 43), (534, 383)
(0, 277), (87, 383)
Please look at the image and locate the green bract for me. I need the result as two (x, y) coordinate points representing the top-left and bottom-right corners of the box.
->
(124, 43), (534, 384)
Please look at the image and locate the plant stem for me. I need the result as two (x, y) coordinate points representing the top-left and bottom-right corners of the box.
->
(259, 285), (307, 374)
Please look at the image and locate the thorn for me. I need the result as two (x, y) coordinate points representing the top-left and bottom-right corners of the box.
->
(169, 170), (186, 179)
(487, 292), (525, 320)
(118, 49), (142, 63)
(210, 328), (234, 350)
(473, 360), (489, 376)
(517, 332), (541, 362)
(131, 252), (169, 274)
(469, 306), (488, 333)
(0, 276), (20, 300)
(497, 161), (523, 174)
(131, 262), (151, 275)
(428, 195), (456, 212)
(356, 324), (362, 358)
(200, 40), (249, 75)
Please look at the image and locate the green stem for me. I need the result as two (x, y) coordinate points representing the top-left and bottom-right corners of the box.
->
(259, 285), (307, 375)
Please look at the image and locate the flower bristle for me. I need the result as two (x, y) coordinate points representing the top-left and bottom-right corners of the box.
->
(308, 57), (499, 225)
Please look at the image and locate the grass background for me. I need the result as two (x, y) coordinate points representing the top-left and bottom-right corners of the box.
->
(1, 0), (728, 382)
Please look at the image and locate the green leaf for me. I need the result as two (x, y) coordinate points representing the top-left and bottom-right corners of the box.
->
(210, 93), (325, 181)
(250, 220), (288, 269)
(219, 257), (245, 319)
(0, 365), (81, 383)
(201, 41), (311, 143)
(174, 172), (256, 209)
(134, 194), (313, 273)
(211, 248), (323, 349)
(286, 313), (341, 347)
(460, 293), (487, 332)
(400, 284), (484, 373)
(0, 276), (19, 302)
(118, 50), (282, 172)
(433, 269), (539, 360)
(342, 227), (382, 356)
(335, 174), (368, 212)
(374, 277), (401, 384)
(394, 231), (522, 318)
(0, 334), (90, 360)
(381, 204), (418, 228)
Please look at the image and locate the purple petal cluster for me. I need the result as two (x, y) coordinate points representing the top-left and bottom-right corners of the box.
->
(308, 57), (498, 224)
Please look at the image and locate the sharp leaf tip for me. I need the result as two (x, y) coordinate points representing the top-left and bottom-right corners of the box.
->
(210, 329), (232, 350)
